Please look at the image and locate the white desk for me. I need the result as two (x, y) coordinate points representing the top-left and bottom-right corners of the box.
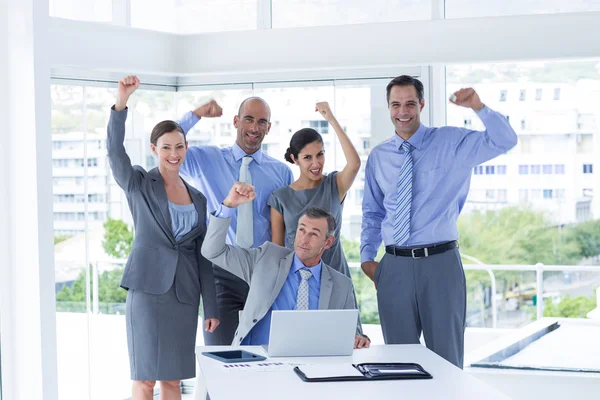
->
(193, 344), (511, 400)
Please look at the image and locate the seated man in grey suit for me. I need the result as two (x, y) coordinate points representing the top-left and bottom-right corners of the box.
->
(202, 182), (370, 348)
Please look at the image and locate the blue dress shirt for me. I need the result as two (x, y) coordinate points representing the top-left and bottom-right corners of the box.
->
(360, 106), (518, 263)
(242, 255), (322, 345)
(213, 204), (322, 345)
(178, 111), (294, 247)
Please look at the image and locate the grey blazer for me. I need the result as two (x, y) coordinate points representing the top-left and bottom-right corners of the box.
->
(107, 107), (217, 318)
(201, 214), (358, 345)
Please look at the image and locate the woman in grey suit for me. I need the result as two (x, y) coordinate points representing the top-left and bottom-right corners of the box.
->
(107, 75), (221, 400)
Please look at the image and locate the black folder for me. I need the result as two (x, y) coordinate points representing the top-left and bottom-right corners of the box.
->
(294, 363), (432, 382)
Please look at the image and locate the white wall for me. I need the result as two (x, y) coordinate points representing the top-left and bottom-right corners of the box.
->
(177, 12), (600, 75)
(0, 0), (58, 399)
(48, 12), (600, 80)
(0, 2), (10, 397)
(49, 17), (179, 80)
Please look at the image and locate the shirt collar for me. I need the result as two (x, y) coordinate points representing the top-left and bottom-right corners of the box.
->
(292, 254), (322, 286)
(392, 123), (427, 151)
(231, 142), (264, 165)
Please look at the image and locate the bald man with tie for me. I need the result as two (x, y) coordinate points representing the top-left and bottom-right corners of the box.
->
(177, 98), (293, 345)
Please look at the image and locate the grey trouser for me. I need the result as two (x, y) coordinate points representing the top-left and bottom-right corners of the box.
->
(202, 266), (249, 346)
(375, 247), (466, 368)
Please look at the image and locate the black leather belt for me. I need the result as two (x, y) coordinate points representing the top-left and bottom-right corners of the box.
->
(385, 241), (458, 259)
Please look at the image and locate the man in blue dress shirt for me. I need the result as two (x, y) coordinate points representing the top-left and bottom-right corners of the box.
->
(360, 75), (518, 368)
(177, 98), (294, 345)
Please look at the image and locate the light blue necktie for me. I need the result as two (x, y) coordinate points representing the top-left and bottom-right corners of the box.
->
(236, 156), (254, 248)
(393, 142), (413, 245)
(295, 269), (313, 310)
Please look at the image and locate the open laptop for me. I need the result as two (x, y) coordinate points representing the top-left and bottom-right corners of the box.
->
(265, 309), (359, 357)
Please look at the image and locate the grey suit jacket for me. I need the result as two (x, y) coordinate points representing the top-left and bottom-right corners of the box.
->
(201, 214), (358, 345)
(107, 107), (217, 318)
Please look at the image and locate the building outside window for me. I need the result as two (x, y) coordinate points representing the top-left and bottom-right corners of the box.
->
(553, 87), (561, 100)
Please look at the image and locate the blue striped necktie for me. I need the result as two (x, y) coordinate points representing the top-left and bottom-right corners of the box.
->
(393, 141), (413, 245)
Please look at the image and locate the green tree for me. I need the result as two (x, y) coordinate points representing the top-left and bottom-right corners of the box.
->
(543, 296), (597, 318)
(56, 218), (133, 313)
(341, 236), (361, 262)
(458, 206), (580, 266)
(568, 219), (600, 259)
(54, 234), (71, 245)
(341, 237), (384, 324)
(103, 218), (134, 259)
(458, 206), (584, 312)
(56, 266), (126, 313)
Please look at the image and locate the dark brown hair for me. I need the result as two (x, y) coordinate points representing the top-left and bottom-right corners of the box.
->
(301, 207), (336, 237)
(284, 128), (323, 164)
(150, 120), (185, 146)
(386, 75), (425, 104)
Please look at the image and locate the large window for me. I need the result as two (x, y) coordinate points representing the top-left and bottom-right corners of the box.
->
(47, 61), (600, 396)
(130, 0), (257, 34)
(448, 59), (600, 329)
(52, 83), (175, 400)
(49, 0), (112, 22)
(176, 86), (254, 150)
(271, 0), (431, 28)
(50, 77), (414, 394)
(445, 0), (600, 18)
(253, 83), (335, 162)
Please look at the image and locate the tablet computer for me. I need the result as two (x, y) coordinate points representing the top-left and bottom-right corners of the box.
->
(202, 350), (267, 363)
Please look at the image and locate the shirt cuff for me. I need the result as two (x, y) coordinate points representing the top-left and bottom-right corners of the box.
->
(360, 249), (377, 264)
(187, 110), (201, 124)
(179, 111), (201, 134)
(474, 104), (492, 119)
(214, 203), (235, 219)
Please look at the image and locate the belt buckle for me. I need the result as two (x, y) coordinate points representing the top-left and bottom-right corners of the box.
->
(411, 247), (429, 259)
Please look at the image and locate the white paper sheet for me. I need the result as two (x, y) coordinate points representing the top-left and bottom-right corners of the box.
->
(297, 364), (363, 379)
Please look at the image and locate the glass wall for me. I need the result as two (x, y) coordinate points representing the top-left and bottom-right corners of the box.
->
(52, 82), (175, 400)
(50, 0), (112, 22)
(49, 0), (600, 33)
(445, 0), (600, 19)
(271, 0), (431, 28)
(50, 0), (600, 34)
(130, 0), (257, 34)
(50, 62), (600, 397)
(50, 76), (410, 397)
(447, 59), (600, 328)
(50, 0), (430, 31)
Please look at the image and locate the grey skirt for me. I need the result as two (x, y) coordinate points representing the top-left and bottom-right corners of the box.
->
(126, 283), (199, 381)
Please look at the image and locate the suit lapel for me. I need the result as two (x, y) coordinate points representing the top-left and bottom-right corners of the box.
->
(318, 264), (333, 309)
(149, 168), (176, 244)
(267, 252), (294, 307)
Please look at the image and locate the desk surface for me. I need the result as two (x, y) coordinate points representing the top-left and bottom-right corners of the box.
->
(194, 344), (510, 400)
